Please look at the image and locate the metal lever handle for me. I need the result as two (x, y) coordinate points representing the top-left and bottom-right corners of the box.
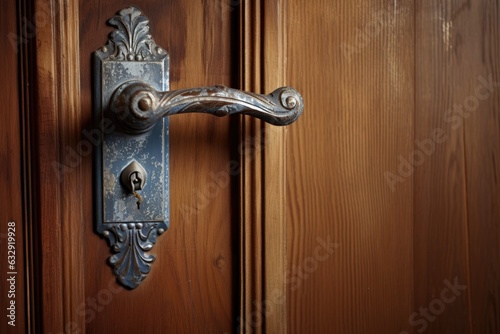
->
(109, 81), (303, 134)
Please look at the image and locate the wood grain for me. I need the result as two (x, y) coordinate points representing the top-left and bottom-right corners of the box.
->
(414, 1), (479, 333)
(31, 0), (86, 331)
(239, 1), (264, 333)
(286, 1), (500, 333)
(285, 0), (415, 332)
(261, 1), (288, 333)
(0, 1), (26, 333)
(79, 1), (237, 332)
(239, 0), (287, 333)
(454, 1), (500, 333)
(26, 0), (500, 332)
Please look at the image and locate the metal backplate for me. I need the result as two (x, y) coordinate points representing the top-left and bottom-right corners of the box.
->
(93, 7), (169, 289)
(100, 61), (168, 224)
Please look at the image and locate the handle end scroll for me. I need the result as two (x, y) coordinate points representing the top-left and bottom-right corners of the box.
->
(257, 86), (304, 126)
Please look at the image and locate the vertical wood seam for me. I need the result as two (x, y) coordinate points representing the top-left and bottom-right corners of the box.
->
(461, 98), (474, 334)
(263, 1), (287, 333)
(412, 1), (417, 330)
(18, 0), (35, 331)
(240, 0), (287, 333)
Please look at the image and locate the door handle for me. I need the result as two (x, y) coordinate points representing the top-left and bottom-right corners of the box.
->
(110, 81), (302, 134)
(93, 6), (303, 289)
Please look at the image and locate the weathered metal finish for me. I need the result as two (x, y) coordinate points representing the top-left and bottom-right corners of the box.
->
(93, 6), (303, 289)
(93, 6), (169, 289)
(109, 81), (304, 134)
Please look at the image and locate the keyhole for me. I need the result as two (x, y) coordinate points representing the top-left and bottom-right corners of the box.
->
(120, 160), (147, 210)
(130, 172), (143, 210)
(132, 174), (141, 189)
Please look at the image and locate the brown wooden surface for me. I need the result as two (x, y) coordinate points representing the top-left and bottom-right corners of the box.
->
(286, 0), (500, 333)
(19, 0), (500, 332)
(31, 0), (86, 332)
(416, 1), (500, 333)
(414, 1), (472, 333)
(463, 2), (500, 332)
(0, 0), (27, 333)
(261, 1), (288, 333)
(79, 1), (237, 333)
(29, 0), (286, 333)
(239, 1), (287, 333)
(286, 0), (415, 332)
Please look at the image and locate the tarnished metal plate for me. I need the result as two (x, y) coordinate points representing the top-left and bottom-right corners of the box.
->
(102, 61), (168, 223)
(94, 56), (170, 230)
(91, 6), (172, 289)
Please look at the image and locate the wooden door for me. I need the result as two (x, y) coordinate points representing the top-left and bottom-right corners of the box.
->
(2, 0), (287, 333)
(285, 1), (500, 333)
(3, 0), (500, 334)
(80, 2), (236, 332)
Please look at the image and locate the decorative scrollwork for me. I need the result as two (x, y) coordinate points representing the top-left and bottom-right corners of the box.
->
(103, 223), (165, 289)
(98, 7), (166, 61)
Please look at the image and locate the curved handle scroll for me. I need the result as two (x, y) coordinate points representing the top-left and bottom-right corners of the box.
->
(109, 81), (304, 133)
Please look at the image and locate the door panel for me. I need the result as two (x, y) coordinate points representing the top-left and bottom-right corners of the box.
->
(9, 0), (499, 333)
(286, 0), (414, 332)
(286, 0), (500, 333)
(26, 0), (286, 332)
(415, 1), (500, 332)
(79, 1), (237, 333)
(414, 1), (471, 333)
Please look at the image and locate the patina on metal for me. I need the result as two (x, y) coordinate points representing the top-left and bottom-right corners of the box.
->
(93, 6), (169, 289)
(110, 81), (303, 134)
(93, 6), (303, 289)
